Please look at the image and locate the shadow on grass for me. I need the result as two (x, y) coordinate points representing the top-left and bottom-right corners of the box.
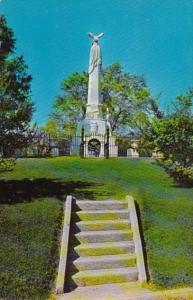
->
(151, 161), (193, 188)
(0, 178), (106, 204)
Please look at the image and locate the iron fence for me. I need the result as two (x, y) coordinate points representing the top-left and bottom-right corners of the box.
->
(12, 131), (152, 159)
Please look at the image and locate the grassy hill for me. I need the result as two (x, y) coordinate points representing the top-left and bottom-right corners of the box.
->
(0, 157), (193, 299)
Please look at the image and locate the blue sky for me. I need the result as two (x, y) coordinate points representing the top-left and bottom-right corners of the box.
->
(1, 0), (193, 125)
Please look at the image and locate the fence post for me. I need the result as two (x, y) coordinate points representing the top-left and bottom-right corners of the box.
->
(105, 128), (109, 159)
(80, 126), (85, 158)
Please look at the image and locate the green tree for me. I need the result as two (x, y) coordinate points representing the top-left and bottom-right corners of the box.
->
(52, 62), (160, 136)
(100, 63), (159, 133)
(151, 90), (193, 167)
(145, 89), (193, 185)
(0, 16), (34, 157)
(52, 72), (88, 136)
(43, 119), (58, 139)
(43, 118), (69, 143)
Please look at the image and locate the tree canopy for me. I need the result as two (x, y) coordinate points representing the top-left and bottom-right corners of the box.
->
(0, 16), (34, 157)
(151, 89), (193, 167)
(139, 89), (193, 186)
(50, 62), (160, 136)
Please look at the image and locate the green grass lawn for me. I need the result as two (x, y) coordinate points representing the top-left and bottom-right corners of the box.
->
(0, 157), (193, 299)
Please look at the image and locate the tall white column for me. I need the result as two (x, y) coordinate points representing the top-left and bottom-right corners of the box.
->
(86, 32), (104, 119)
(86, 64), (100, 118)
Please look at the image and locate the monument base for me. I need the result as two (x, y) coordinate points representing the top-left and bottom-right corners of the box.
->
(70, 117), (118, 157)
(70, 133), (118, 158)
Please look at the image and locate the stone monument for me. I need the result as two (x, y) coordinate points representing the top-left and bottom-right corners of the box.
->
(71, 32), (118, 157)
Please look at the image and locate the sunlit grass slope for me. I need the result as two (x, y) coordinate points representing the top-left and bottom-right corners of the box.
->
(0, 157), (193, 299)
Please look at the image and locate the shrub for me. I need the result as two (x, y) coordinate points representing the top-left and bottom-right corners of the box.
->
(0, 158), (16, 172)
(169, 164), (193, 187)
(156, 158), (193, 187)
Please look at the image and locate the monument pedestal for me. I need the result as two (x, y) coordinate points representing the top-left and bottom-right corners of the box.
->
(82, 117), (106, 135)
(70, 117), (118, 157)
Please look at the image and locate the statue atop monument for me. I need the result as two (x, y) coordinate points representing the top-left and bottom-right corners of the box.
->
(88, 32), (104, 41)
(86, 32), (104, 119)
(87, 32), (104, 74)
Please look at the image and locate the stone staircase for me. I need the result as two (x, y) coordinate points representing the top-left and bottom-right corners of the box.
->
(65, 199), (139, 291)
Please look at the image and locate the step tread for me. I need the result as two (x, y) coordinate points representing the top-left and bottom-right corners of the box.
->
(73, 266), (138, 278)
(73, 210), (129, 221)
(76, 200), (127, 204)
(70, 267), (138, 286)
(74, 200), (128, 211)
(75, 229), (132, 237)
(68, 253), (136, 271)
(73, 219), (131, 231)
(71, 253), (136, 264)
(76, 219), (129, 225)
(71, 240), (135, 257)
(75, 209), (128, 213)
(75, 240), (134, 249)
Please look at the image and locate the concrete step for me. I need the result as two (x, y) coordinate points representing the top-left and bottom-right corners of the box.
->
(75, 200), (128, 211)
(72, 240), (135, 257)
(72, 209), (129, 221)
(72, 267), (138, 286)
(69, 254), (136, 271)
(73, 219), (130, 232)
(74, 229), (133, 243)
